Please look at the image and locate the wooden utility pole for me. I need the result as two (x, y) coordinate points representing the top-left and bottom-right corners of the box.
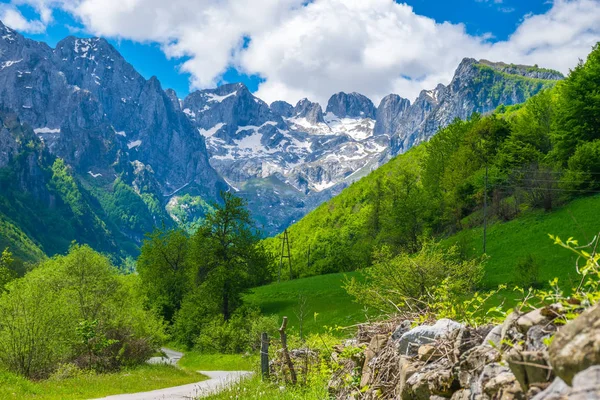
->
(278, 229), (292, 282)
(306, 244), (311, 271)
(260, 332), (269, 380)
(279, 316), (297, 384)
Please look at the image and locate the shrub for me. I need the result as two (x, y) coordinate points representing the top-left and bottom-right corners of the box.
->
(0, 245), (165, 378)
(193, 308), (279, 354)
(515, 254), (540, 289)
(344, 243), (485, 314)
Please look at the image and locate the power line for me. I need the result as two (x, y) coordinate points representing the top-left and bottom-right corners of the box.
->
(506, 169), (600, 176)
(494, 185), (600, 194)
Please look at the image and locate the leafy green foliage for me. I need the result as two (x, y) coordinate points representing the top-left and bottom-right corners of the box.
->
(263, 43), (600, 284)
(0, 248), (16, 291)
(193, 309), (279, 354)
(0, 245), (165, 378)
(138, 228), (190, 323)
(138, 192), (273, 351)
(552, 44), (600, 165)
(344, 244), (485, 314)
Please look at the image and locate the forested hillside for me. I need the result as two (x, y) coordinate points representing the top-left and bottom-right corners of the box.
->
(264, 43), (600, 286)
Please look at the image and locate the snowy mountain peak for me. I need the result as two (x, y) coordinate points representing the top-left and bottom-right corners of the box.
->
(292, 98), (325, 124)
(270, 100), (294, 118)
(326, 92), (376, 119)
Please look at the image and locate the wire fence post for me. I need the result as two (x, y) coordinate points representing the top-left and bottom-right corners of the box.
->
(261, 332), (269, 380)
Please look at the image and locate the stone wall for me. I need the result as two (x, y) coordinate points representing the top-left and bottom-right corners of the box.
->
(327, 302), (600, 399)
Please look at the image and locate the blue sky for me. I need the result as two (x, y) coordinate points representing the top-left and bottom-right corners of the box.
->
(0, 0), (597, 105)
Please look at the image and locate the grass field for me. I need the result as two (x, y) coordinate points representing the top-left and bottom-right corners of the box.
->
(447, 194), (600, 289)
(0, 364), (204, 400)
(178, 352), (257, 371)
(244, 195), (600, 337)
(244, 271), (368, 336)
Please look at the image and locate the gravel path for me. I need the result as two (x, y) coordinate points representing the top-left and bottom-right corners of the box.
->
(91, 349), (253, 400)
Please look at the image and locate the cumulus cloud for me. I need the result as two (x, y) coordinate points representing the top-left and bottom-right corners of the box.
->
(2, 0), (600, 106)
(0, 3), (46, 33)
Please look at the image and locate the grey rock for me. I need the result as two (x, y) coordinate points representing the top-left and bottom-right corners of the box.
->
(527, 325), (556, 352)
(517, 308), (550, 334)
(531, 377), (569, 400)
(326, 92), (376, 119)
(398, 319), (463, 356)
(391, 320), (412, 341)
(549, 303), (600, 385)
(374, 94), (410, 136)
(270, 100), (294, 118)
(457, 345), (501, 391)
(570, 366), (600, 399)
(506, 349), (553, 391)
(483, 325), (503, 348)
(292, 98), (325, 124)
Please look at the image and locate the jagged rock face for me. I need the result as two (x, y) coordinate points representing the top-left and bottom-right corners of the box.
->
(270, 100), (294, 118)
(182, 83), (285, 140)
(390, 58), (562, 155)
(165, 88), (181, 111)
(478, 60), (564, 81)
(326, 92), (377, 119)
(374, 94), (411, 136)
(0, 21), (224, 241)
(0, 18), (564, 239)
(292, 98), (325, 124)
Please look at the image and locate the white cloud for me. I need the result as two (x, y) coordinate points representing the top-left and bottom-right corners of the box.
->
(3, 0), (600, 106)
(0, 4), (46, 33)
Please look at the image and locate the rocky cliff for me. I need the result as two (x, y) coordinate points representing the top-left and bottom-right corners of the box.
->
(0, 17), (565, 244)
(0, 21), (225, 258)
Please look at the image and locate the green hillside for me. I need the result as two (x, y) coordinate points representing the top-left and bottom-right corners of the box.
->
(263, 43), (600, 290)
(244, 271), (366, 336)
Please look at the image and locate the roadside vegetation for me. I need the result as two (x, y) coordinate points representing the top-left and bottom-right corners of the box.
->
(0, 42), (598, 400)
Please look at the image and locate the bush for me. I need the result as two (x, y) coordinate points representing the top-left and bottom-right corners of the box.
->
(193, 308), (279, 354)
(0, 245), (165, 378)
(345, 243), (485, 314)
(515, 254), (540, 289)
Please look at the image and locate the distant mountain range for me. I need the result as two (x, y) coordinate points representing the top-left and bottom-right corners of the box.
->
(0, 20), (563, 260)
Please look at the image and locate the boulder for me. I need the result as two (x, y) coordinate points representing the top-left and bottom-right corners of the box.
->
(451, 389), (471, 400)
(549, 303), (600, 385)
(483, 368), (524, 399)
(454, 325), (493, 360)
(457, 345), (501, 389)
(360, 334), (388, 387)
(517, 308), (550, 334)
(398, 319), (463, 356)
(483, 325), (503, 348)
(402, 358), (458, 400)
(396, 356), (421, 396)
(505, 349), (552, 391)
(418, 344), (443, 362)
(501, 312), (524, 343)
(530, 377), (569, 400)
(391, 320), (412, 341)
(526, 325), (556, 352)
(569, 365), (600, 399)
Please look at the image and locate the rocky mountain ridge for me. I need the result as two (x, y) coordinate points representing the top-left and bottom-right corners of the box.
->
(182, 58), (562, 234)
(0, 19), (564, 253)
(0, 21), (225, 259)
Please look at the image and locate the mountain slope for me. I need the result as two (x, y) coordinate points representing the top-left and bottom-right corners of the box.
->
(0, 19), (566, 258)
(0, 21), (225, 261)
(183, 62), (561, 235)
(259, 45), (598, 283)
